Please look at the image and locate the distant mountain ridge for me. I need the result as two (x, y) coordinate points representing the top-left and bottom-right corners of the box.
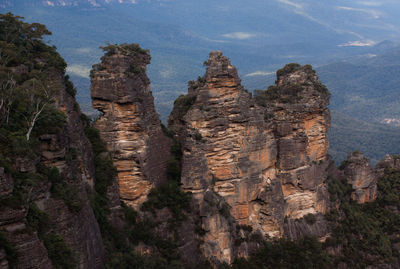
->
(317, 45), (400, 124)
(1, 0), (138, 8)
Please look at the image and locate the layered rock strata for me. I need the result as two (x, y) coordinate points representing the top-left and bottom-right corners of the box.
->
(90, 44), (171, 209)
(265, 63), (332, 219)
(168, 52), (332, 263)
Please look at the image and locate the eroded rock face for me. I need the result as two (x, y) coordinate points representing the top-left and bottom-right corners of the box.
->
(169, 51), (284, 263)
(168, 53), (332, 263)
(91, 45), (171, 209)
(343, 152), (377, 204)
(0, 68), (104, 268)
(265, 64), (331, 220)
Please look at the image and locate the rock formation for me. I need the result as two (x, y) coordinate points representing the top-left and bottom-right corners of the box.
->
(168, 52), (334, 263)
(2, 14), (392, 267)
(0, 68), (104, 268)
(265, 63), (331, 220)
(343, 152), (377, 203)
(90, 44), (171, 209)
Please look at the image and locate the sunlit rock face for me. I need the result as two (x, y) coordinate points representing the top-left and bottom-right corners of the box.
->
(169, 51), (283, 263)
(91, 45), (170, 210)
(343, 152), (377, 204)
(168, 53), (335, 264)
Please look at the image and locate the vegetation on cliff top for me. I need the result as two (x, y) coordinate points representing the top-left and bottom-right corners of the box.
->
(101, 43), (149, 57)
(0, 13), (81, 268)
(254, 63), (329, 107)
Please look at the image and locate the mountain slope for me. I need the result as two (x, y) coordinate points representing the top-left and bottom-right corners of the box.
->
(317, 47), (400, 124)
(329, 110), (400, 164)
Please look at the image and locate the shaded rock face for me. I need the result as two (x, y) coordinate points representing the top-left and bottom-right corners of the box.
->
(343, 152), (377, 203)
(0, 70), (104, 268)
(46, 71), (105, 269)
(0, 190), (53, 269)
(266, 64), (331, 220)
(91, 45), (171, 209)
(168, 53), (332, 263)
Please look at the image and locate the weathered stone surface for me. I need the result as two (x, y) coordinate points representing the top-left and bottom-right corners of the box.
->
(0, 201), (53, 269)
(168, 53), (332, 264)
(284, 214), (330, 240)
(343, 152), (378, 204)
(91, 45), (171, 210)
(4, 227), (53, 269)
(49, 70), (104, 268)
(15, 157), (38, 173)
(41, 195), (105, 268)
(0, 68), (104, 268)
(265, 64), (331, 220)
(169, 52), (285, 263)
(0, 248), (8, 269)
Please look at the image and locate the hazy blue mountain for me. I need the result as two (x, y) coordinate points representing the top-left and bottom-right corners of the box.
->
(317, 45), (400, 125)
(329, 110), (400, 165)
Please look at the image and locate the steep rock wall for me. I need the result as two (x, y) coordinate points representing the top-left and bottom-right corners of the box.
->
(0, 68), (104, 268)
(90, 44), (171, 210)
(169, 53), (334, 264)
(264, 64), (331, 219)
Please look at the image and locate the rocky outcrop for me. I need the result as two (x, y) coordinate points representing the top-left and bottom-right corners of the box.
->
(168, 53), (332, 264)
(265, 63), (331, 220)
(90, 44), (171, 210)
(0, 187), (53, 269)
(0, 67), (104, 268)
(376, 154), (400, 176)
(169, 51), (283, 263)
(343, 152), (378, 203)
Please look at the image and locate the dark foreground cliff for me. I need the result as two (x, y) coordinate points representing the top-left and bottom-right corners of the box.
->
(1, 14), (399, 269)
(0, 14), (104, 268)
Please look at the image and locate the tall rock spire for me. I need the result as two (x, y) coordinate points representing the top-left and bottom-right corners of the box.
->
(90, 44), (171, 209)
(169, 53), (336, 264)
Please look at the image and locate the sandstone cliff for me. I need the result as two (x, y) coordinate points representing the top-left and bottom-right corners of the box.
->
(2, 15), (394, 268)
(90, 44), (171, 210)
(168, 52), (334, 264)
(264, 63), (331, 220)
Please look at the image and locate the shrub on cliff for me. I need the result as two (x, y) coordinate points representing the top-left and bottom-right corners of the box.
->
(172, 93), (197, 118)
(276, 63), (302, 78)
(101, 43), (149, 56)
(0, 13), (83, 267)
(43, 233), (75, 269)
(231, 236), (334, 269)
(141, 182), (191, 222)
(325, 164), (400, 267)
